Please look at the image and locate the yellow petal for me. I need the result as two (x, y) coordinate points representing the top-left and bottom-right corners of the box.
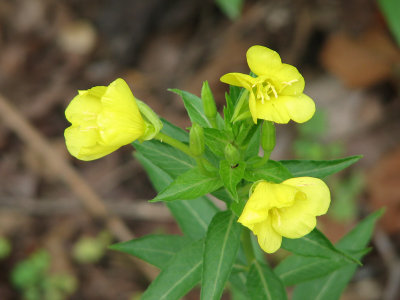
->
(273, 64), (305, 96)
(280, 94), (315, 123)
(253, 218), (282, 253)
(248, 93), (257, 124)
(65, 88), (104, 124)
(98, 78), (145, 145)
(255, 181), (298, 208)
(220, 73), (254, 89)
(271, 194), (317, 239)
(246, 45), (282, 76)
(64, 126), (118, 161)
(238, 207), (268, 230)
(255, 98), (291, 124)
(283, 177), (331, 216)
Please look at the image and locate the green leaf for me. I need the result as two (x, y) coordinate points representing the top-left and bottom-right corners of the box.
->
(219, 160), (246, 201)
(246, 260), (287, 300)
(160, 118), (189, 142)
(279, 156), (362, 178)
(152, 167), (223, 202)
(275, 255), (347, 286)
(230, 272), (249, 300)
(201, 211), (242, 300)
(292, 209), (384, 300)
(244, 160), (292, 183)
(109, 235), (191, 269)
(281, 228), (359, 264)
(379, 0), (400, 46)
(215, 0), (244, 19)
(134, 140), (195, 178)
(203, 128), (232, 157)
(141, 240), (203, 300)
(168, 198), (219, 240)
(135, 153), (218, 240)
(169, 88), (212, 128)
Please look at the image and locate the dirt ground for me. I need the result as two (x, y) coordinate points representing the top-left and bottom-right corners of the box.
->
(0, 0), (399, 299)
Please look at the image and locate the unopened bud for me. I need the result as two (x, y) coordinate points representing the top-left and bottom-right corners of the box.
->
(224, 143), (241, 165)
(261, 121), (276, 153)
(201, 81), (217, 120)
(189, 123), (204, 156)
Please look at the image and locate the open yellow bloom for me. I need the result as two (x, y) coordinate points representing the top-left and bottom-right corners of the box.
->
(238, 177), (330, 253)
(64, 78), (146, 161)
(221, 45), (315, 124)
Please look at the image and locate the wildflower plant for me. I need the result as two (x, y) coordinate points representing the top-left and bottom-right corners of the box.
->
(65, 45), (382, 300)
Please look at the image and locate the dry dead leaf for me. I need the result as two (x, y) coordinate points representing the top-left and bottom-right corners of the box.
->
(321, 27), (400, 88)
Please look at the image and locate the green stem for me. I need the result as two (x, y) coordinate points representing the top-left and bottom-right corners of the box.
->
(242, 228), (255, 265)
(251, 151), (271, 168)
(154, 132), (193, 158)
(154, 132), (217, 174)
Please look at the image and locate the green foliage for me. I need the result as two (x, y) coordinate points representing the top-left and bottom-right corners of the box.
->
(246, 260), (287, 300)
(152, 167), (223, 202)
(201, 211), (242, 300)
(121, 82), (378, 299)
(219, 160), (246, 201)
(72, 231), (111, 264)
(11, 249), (77, 300)
(141, 240), (204, 300)
(281, 228), (360, 264)
(379, 0), (400, 46)
(280, 155), (362, 178)
(215, 0), (244, 20)
(110, 235), (191, 269)
(292, 209), (384, 300)
(0, 236), (11, 259)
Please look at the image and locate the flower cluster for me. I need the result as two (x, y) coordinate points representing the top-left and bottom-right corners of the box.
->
(64, 45), (330, 254)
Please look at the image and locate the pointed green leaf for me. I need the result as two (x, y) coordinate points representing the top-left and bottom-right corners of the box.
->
(141, 240), (203, 300)
(275, 255), (346, 286)
(246, 260), (287, 300)
(160, 118), (190, 142)
(280, 155), (362, 178)
(152, 167), (223, 202)
(219, 160), (246, 201)
(201, 211), (242, 300)
(244, 160), (292, 183)
(281, 228), (359, 264)
(135, 153), (218, 239)
(292, 209), (384, 300)
(134, 140), (195, 177)
(170, 88), (211, 128)
(109, 235), (191, 269)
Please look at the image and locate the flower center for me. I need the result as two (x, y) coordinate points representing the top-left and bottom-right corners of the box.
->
(252, 78), (278, 104)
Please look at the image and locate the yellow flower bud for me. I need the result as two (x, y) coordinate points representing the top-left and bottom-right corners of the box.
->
(220, 45), (315, 124)
(64, 78), (146, 161)
(238, 177), (330, 253)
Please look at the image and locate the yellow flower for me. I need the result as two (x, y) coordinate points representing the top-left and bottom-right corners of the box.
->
(238, 177), (330, 253)
(64, 78), (146, 161)
(220, 45), (315, 124)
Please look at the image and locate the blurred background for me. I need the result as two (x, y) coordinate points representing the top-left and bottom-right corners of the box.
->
(0, 0), (399, 299)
